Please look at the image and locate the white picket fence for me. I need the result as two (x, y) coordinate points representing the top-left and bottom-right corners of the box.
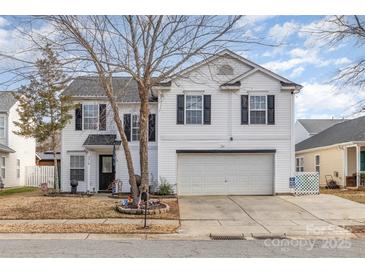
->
(25, 166), (55, 188)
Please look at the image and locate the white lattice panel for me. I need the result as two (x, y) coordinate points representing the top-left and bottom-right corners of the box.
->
(294, 172), (319, 196)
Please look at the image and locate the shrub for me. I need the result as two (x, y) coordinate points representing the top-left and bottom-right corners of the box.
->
(158, 177), (174, 195)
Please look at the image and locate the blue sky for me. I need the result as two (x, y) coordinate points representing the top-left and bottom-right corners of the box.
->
(0, 15), (364, 120)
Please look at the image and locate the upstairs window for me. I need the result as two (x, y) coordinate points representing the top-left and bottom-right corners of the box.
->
(0, 117), (5, 138)
(83, 105), (98, 130)
(250, 96), (266, 124)
(185, 95), (203, 124)
(132, 114), (140, 141)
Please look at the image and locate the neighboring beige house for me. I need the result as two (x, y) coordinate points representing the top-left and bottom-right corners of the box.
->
(295, 115), (365, 188)
(0, 91), (36, 187)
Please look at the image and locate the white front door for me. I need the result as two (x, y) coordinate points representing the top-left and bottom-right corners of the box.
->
(177, 153), (274, 195)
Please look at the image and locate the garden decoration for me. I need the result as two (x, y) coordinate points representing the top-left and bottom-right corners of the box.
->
(70, 180), (78, 194)
(40, 182), (48, 193)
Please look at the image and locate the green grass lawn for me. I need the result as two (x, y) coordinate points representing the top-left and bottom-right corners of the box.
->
(0, 187), (39, 197)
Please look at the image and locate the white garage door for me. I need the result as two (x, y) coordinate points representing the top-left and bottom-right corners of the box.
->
(177, 153), (274, 196)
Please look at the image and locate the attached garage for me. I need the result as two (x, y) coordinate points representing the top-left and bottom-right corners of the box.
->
(176, 150), (275, 196)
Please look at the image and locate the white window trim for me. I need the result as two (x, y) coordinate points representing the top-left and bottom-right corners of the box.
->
(1, 156), (5, 179)
(248, 94), (267, 125)
(184, 94), (204, 125)
(131, 113), (140, 142)
(70, 155), (85, 182)
(296, 157), (304, 172)
(314, 154), (320, 173)
(83, 104), (99, 131)
(16, 159), (20, 179)
(0, 116), (5, 138)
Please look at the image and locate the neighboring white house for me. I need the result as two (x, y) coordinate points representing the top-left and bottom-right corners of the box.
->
(0, 92), (36, 187)
(295, 119), (345, 144)
(60, 49), (302, 196)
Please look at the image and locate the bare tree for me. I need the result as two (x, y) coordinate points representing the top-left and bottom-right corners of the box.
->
(307, 16), (365, 87)
(1, 15), (272, 201)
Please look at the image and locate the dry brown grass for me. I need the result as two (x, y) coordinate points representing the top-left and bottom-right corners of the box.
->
(320, 188), (365, 204)
(0, 191), (179, 220)
(0, 223), (178, 234)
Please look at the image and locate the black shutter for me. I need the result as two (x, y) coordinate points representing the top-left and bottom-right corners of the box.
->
(75, 104), (82, 130)
(124, 114), (131, 141)
(99, 104), (106, 130)
(176, 95), (184, 124)
(241, 95), (248, 125)
(203, 95), (211, 125)
(267, 95), (275, 125)
(149, 114), (156, 142)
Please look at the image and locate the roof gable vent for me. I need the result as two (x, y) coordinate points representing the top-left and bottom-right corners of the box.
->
(217, 64), (234, 75)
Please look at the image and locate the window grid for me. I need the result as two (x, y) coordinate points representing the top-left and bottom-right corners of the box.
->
(132, 114), (140, 141)
(1, 156), (5, 179)
(0, 117), (5, 138)
(250, 95), (267, 125)
(315, 155), (320, 173)
(296, 157), (304, 172)
(83, 105), (98, 130)
(185, 95), (203, 124)
(70, 155), (85, 181)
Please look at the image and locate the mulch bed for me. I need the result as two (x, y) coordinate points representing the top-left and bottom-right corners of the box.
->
(0, 224), (178, 234)
(343, 225), (365, 233)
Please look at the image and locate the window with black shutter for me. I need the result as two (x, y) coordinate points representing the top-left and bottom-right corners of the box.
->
(241, 95), (248, 125)
(203, 95), (211, 125)
(149, 114), (156, 141)
(267, 95), (275, 125)
(176, 95), (185, 124)
(123, 114), (131, 141)
(99, 104), (106, 130)
(75, 104), (82, 130)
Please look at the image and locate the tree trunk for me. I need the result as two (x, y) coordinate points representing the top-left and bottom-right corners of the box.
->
(51, 135), (59, 192)
(139, 85), (150, 193)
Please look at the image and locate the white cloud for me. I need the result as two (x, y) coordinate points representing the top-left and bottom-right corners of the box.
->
(296, 82), (365, 119)
(238, 15), (275, 27)
(268, 21), (300, 42)
(333, 57), (352, 65)
(0, 17), (8, 28)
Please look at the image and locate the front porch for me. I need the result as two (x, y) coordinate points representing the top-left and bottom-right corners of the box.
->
(344, 144), (365, 188)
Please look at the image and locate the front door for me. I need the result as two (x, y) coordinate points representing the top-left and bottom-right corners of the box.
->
(99, 155), (114, 191)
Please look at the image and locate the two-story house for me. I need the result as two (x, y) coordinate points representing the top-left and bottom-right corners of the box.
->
(0, 91), (36, 187)
(61, 49), (302, 195)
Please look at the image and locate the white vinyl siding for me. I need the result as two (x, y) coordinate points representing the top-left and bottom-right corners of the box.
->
(249, 95), (266, 125)
(83, 105), (98, 130)
(185, 95), (203, 124)
(70, 155), (85, 181)
(296, 157), (304, 172)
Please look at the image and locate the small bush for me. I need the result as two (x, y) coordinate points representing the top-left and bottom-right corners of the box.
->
(158, 177), (174, 195)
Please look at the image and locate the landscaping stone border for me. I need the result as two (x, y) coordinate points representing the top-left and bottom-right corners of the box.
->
(116, 203), (170, 215)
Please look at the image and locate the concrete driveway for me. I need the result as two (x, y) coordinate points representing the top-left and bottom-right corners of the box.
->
(178, 195), (365, 239)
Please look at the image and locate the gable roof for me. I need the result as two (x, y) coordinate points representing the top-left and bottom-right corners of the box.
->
(0, 91), (17, 112)
(296, 116), (365, 152)
(64, 77), (157, 102)
(298, 119), (346, 135)
(83, 134), (121, 146)
(36, 151), (61, 161)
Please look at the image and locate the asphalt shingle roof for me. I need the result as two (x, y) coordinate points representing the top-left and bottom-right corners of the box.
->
(296, 115), (365, 151)
(83, 134), (121, 146)
(0, 91), (17, 112)
(298, 119), (346, 135)
(64, 76), (158, 102)
(0, 144), (15, 153)
(36, 152), (61, 161)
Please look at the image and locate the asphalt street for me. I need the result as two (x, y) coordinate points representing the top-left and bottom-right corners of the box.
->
(0, 239), (365, 257)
